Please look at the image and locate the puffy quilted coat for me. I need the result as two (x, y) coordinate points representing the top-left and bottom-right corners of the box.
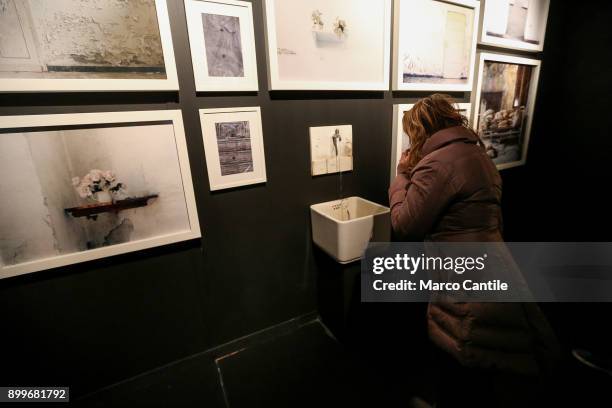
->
(388, 125), (559, 376)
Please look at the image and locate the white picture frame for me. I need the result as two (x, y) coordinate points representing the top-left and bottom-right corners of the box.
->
(0, 0), (179, 92)
(309, 125), (353, 176)
(391, 102), (471, 181)
(392, 0), (480, 92)
(199, 106), (267, 191)
(471, 52), (541, 170)
(263, 0), (392, 91)
(184, 0), (259, 92)
(479, 0), (550, 52)
(0, 110), (201, 280)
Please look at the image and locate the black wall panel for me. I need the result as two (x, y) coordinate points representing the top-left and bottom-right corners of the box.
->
(0, 0), (609, 397)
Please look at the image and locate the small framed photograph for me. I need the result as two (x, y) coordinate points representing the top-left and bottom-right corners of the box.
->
(310, 125), (353, 176)
(199, 107), (267, 191)
(479, 0), (550, 52)
(263, 0), (392, 90)
(391, 102), (471, 181)
(0, 110), (201, 279)
(471, 52), (541, 170)
(393, 0), (480, 92)
(184, 0), (259, 91)
(0, 0), (179, 92)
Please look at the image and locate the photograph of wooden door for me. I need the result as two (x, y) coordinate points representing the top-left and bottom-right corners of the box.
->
(0, 0), (43, 72)
(443, 10), (467, 80)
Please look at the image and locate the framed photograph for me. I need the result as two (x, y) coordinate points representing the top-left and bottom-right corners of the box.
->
(0, 110), (201, 280)
(471, 52), (541, 170)
(310, 125), (353, 176)
(0, 0), (179, 92)
(479, 0), (550, 52)
(393, 0), (480, 92)
(184, 0), (259, 92)
(199, 107), (267, 191)
(263, 0), (392, 90)
(390, 102), (471, 181)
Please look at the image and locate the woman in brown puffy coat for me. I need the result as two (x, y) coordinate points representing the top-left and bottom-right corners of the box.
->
(388, 94), (559, 407)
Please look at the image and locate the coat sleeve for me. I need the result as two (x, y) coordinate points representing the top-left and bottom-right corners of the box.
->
(388, 160), (456, 240)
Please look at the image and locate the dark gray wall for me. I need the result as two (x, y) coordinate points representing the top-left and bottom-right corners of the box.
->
(0, 0), (608, 398)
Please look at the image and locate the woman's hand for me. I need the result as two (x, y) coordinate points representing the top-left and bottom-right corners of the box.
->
(397, 149), (413, 175)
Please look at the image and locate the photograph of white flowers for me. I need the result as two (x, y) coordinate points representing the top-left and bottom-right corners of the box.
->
(0, 111), (200, 279)
(264, 0), (392, 90)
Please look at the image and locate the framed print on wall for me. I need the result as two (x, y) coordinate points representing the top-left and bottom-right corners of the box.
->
(199, 107), (267, 191)
(392, 0), (480, 92)
(263, 0), (392, 90)
(0, 110), (201, 280)
(184, 0), (259, 91)
(391, 102), (471, 181)
(310, 125), (353, 176)
(471, 52), (541, 170)
(0, 0), (179, 92)
(479, 0), (550, 52)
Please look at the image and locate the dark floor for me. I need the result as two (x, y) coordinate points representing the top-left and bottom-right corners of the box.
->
(76, 317), (367, 408)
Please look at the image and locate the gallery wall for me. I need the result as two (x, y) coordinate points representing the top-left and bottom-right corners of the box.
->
(0, 0), (608, 398)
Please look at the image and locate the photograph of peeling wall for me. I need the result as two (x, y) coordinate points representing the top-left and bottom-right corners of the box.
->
(477, 61), (533, 165)
(399, 0), (475, 85)
(0, 122), (191, 269)
(202, 13), (244, 77)
(215, 121), (253, 176)
(0, 0), (167, 79)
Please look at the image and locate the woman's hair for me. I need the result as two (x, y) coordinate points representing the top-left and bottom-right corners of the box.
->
(402, 93), (473, 168)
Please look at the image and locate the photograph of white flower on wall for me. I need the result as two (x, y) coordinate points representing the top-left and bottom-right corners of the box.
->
(0, 111), (200, 279)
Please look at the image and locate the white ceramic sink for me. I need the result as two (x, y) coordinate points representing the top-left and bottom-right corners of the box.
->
(310, 197), (390, 264)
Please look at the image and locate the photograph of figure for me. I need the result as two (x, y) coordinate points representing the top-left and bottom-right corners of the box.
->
(310, 125), (353, 176)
